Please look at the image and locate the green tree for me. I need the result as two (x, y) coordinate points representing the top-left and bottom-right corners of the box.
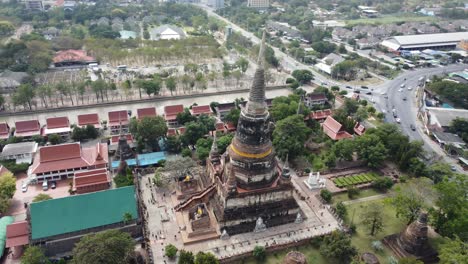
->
(0, 21), (14, 36)
(391, 179), (432, 225)
(166, 77), (177, 96)
(320, 189), (332, 203)
(253, 245), (266, 261)
(430, 174), (468, 240)
(335, 202), (347, 219)
(177, 108), (197, 125)
(21, 246), (50, 264)
(372, 177), (394, 192)
(332, 139), (354, 161)
(194, 252), (219, 264)
(236, 57), (249, 73)
(182, 122), (208, 146)
(319, 231), (357, 263)
(355, 134), (388, 168)
(178, 250), (195, 264)
(438, 236), (467, 264)
(292, 69), (314, 84)
(33, 193), (52, 202)
(72, 230), (135, 264)
(135, 116), (167, 150)
(114, 168), (134, 187)
(273, 115), (311, 159)
(48, 134), (62, 145)
(12, 84), (35, 110)
(361, 203), (384, 236)
(224, 108), (240, 126)
(165, 244), (178, 259)
(166, 136), (182, 154)
(347, 186), (360, 199)
(0, 171), (16, 199)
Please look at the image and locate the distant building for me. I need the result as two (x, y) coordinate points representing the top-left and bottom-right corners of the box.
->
(29, 186), (141, 256)
(190, 105), (213, 117)
(315, 53), (345, 75)
(73, 168), (111, 194)
(28, 142), (108, 183)
(42, 27), (60, 40)
(164, 105), (184, 126)
(0, 142), (38, 164)
(0, 71), (29, 93)
(419, 7), (442, 16)
(150, 25), (186, 40)
(119, 30), (137, 39)
(43, 116), (71, 138)
(77, 113), (101, 128)
(208, 0), (223, 10)
(14, 120), (41, 139)
(381, 32), (468, 52)
(136, 107), (157, 120)
(321, 116), (352, 140)
(308, 109), (333, 122)
(353, 122), (366, 136)
(0, 123), (10, 139)
(216, 102), (236, 120)
(247, 0), (269, 9)
(52, 50), (97, 67)
(304, 93), (328, 108)
(24, 0), (44, 10)
(422, 107), (468, 133)
(108, 110), (129, 134)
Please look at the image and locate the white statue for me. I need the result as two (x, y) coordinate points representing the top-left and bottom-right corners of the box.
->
(295, 212), (303, 224)
(304, 171), (326, 190)
(254, 217), (267, 233)
(220, 229), (230, 240)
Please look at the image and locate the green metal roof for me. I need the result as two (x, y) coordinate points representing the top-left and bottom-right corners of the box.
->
(30, 186), (138, 240)
(0, 216), (14, 257)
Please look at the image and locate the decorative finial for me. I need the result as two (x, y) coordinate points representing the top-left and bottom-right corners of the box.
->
(211, 132), (218, 153)
(257, 30), (266, 68)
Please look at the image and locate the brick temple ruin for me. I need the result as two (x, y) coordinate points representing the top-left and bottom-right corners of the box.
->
(173, 32), (303, 243)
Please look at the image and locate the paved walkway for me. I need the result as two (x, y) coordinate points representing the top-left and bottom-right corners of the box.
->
(342, 193), (391, 205)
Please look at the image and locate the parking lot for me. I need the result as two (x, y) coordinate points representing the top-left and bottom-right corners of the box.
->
(8, 173), (71, 220)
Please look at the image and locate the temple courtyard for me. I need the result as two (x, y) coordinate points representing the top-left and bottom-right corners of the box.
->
(138, 166), (340, 262)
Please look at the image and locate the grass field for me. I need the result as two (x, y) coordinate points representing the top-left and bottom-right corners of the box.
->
(346, 14), (438, 26)
(345, 198), (405, 263)
(242, 244), (329, 264)
(332, 188), (381, 205)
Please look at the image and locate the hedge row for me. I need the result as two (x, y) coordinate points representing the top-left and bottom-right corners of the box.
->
(333, 173), (378, 188)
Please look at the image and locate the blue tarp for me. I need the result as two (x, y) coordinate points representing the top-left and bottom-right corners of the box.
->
(111, 151), (166, 169)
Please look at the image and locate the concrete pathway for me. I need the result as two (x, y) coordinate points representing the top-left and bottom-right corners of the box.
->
(342, 193), (391, 205)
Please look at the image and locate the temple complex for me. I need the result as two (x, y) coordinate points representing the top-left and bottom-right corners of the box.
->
(383, 212), (438, 263)
(206, 31), (302, 236)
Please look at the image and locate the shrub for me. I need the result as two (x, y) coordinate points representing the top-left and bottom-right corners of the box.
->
(165, 244), (178, 259)
(347, 186), (360, 199)
(371, 240), (384, 252)
(320, 189), (332, 203)
(335, 202), (347, 219)
(253, 245), (266, 261)
(372, 177), (394, 192)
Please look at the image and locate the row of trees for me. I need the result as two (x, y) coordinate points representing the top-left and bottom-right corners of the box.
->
(165, 244), (219, 264)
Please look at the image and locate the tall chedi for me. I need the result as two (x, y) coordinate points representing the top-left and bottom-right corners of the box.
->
(213, 31), (302, 235)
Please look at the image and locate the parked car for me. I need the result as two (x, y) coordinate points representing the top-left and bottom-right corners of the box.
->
(403, 97), (407, 101)
(365, 91), (372, 95)
(42, 180), (48, 191)
(21, 182), (28, 193)
(400, 83), (405, 88)
(395, 118), (401, 123)
(51, 181), (56, 189)
(451, 165), (457, 171)
(407, 87), (412, 90)
(410, 124), (416, 131)
(398, 88), (403, 92)
(345, 86), (352, 89)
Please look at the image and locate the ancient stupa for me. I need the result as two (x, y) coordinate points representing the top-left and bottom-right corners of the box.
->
(282, 251), (308, 264)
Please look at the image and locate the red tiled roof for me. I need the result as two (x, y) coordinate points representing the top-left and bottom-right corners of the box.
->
(74, 168), (110, 189)
(53, 50), (95, 64)
(46, 117), (69, 129)
(167, 128), (176, 136)
(225, 122), (236, 131)
(354, 122), (366, 136)
(190, 105), (212, 115)
(177, 127), (186, 135)
(30, 143), (108, 175)
(322, 116), (352, 140)
(110, 134), (133, 144)
(137, 107), (156, 119)
(6, 221), (29, 248)
(164, 105), (184, 116)
(15, 120), (40, 133)
(108, 110), (128, 123)
(309, 109), (333, 120)
(54, 0), (64, 6)
(307, 93), (327, 101)
(217, 102), (236, 112)
(0, 122), (9, 138)
(215, 122), (225, 131)
(77, 113), (100, 127)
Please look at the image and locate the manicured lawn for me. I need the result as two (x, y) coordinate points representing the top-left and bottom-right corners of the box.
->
(332, 172), (379, 188)
(242, 244), (329, 264)
(344, 198), (405, 263)
(346, 14), (437, 26)
(332, 188), (381, 205)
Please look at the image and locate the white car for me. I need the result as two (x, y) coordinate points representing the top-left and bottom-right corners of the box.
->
(400, 84), (405, 88)
(407, 87), (412, 90)
(21, 182), (28, 193)
(398, 88), (403, 92)
(395, 118), (401, 123)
